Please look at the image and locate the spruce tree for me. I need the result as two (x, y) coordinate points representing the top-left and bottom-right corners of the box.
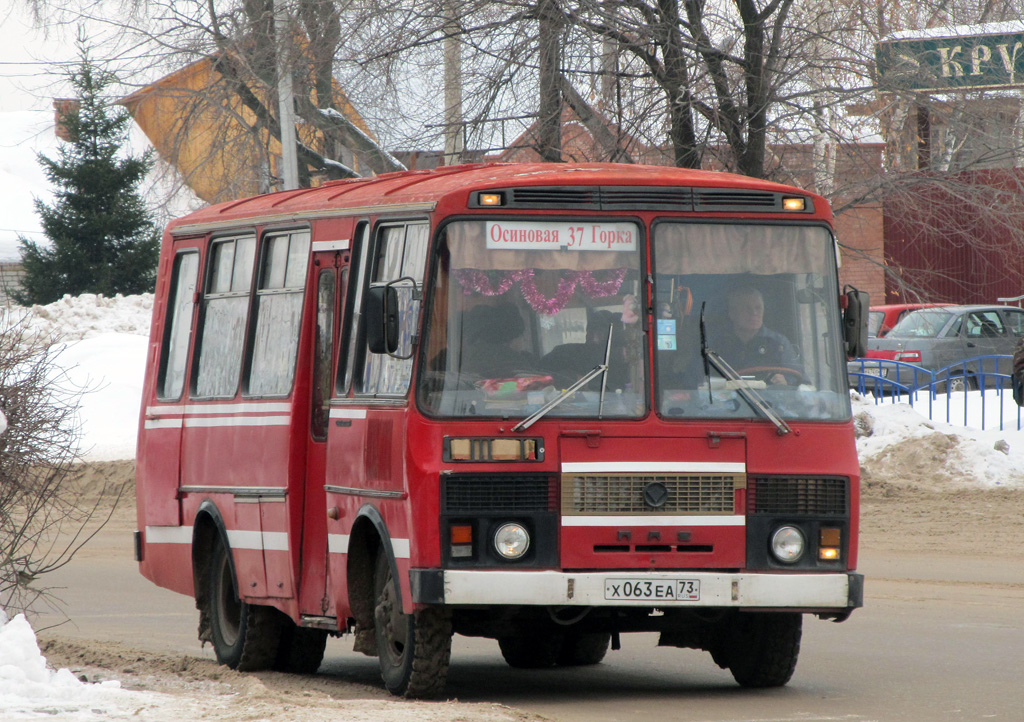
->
(15, 47), (160, 305)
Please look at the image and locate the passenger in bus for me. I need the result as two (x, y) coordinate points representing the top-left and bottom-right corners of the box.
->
(540, 310), (625, 389)
(714, 286), (802, 385)
(459, 303), (538, 378)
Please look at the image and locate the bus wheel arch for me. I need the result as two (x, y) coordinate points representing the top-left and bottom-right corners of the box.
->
(192, 503), (228, 647)
(191, 502), (282, 671)
(346, 510), (386, 655)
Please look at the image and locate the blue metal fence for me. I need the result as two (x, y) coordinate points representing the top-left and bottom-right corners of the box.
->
(848, 354), (1023, 431)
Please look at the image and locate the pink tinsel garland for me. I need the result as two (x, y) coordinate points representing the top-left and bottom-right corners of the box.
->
(453, 268), (627, 315)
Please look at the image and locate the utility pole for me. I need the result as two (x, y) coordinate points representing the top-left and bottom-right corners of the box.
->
(275, 0), (300, 190)
(443, 5), (464, 165)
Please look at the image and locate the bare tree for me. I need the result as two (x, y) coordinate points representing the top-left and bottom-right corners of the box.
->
(0, 314), (123, 617)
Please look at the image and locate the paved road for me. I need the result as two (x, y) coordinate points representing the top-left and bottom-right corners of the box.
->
(32, 525), (1024, 722)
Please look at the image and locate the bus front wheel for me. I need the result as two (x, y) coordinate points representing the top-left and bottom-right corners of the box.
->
(373, 551), (452, 698)
(207, 540), (281, 671)
(720, 612), (802, 688)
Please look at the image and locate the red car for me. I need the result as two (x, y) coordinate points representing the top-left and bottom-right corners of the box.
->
(869, 303), (946, 338)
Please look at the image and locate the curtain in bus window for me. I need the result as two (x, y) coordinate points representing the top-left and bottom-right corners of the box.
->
(195, 236), (255, 398)
(249, 231), (310, 397)
(655, 224), (827, 275)
(159, 252), (199, 400)
(362, 223), (427, 396)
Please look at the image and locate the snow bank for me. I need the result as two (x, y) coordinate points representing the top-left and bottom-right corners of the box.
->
(12, 293), (154, 342)
(55, 333), (149, 461)
(854, 393), (1024, 488)
(3, 294), (152, 461)
(0, 608), (164, 721)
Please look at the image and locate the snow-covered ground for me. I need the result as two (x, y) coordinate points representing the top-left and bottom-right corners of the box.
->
(2, 291), (1024, 719)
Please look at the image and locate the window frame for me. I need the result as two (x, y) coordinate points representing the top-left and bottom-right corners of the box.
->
(191, 233), (257, 400)
(156, 248), (200, 402)
(242, 227), (311, 399)
(354, 219), (430, 398)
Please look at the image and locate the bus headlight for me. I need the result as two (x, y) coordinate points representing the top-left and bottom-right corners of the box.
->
(770, 526), (805, 563)
(493, 523), (530, 560)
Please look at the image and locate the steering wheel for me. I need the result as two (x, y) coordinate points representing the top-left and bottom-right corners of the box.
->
(737, 366), (804, 385)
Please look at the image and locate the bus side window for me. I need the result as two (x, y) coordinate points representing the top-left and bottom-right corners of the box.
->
(247, 230), (311, 397)
(360, 223), (428, 396)
(194, 235), (256, 398)
(158, 251), (199, 400)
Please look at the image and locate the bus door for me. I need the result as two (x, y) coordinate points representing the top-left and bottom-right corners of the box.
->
(322, 222), (427, 612)
(298, 242), (350, 618)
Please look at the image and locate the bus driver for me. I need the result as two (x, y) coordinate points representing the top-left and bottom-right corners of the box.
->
(713, 286), (802, 385)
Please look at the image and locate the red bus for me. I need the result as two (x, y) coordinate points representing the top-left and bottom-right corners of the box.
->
(135, 162), (866, 698)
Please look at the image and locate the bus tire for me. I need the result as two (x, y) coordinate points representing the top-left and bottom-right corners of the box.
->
(497, 630), (563, 668)
(207, 540), (282, 671)
(373, 551), (452, 698)
(725, 612), (802, 688)
(274, 620), (328, 674)
(557, 632), (611, 666)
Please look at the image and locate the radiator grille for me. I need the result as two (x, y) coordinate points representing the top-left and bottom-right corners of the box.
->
(443, 474), (554, 513)
(693, 190), (781, 211)
(600, 187), (693, 210)
(511, 187), (600, 208)
(747, 477), (847, 515)
(563, 474), (742, 514)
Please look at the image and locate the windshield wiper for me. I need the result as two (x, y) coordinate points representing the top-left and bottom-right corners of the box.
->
(513, 325), (614, 432)
(699, 303), (791, 436)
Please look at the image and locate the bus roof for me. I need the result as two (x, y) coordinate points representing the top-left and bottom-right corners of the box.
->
(167, 162), (831, 235)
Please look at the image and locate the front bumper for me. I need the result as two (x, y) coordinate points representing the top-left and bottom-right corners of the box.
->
(411, 569), (864, 611)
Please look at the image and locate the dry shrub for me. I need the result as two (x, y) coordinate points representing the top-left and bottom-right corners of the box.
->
(0, 310), (124, 615)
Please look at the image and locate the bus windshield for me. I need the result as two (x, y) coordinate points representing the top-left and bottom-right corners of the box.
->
(652, 223), (850, 422)
(418, 219), (646, 418)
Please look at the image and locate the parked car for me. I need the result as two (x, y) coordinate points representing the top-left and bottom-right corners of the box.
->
(868, 303), (945, 337)
(850, 304), (1024, 392)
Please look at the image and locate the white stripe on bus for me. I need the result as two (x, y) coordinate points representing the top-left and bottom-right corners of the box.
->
(146, 403), (292, 416)
(560, 462), (746, 474)
(227, 530), (290, 551)
(327, 534), (410, 558)
(329, 408), (368, 419)
(145, 526), (193, 544)
(328, 534), (349, 554)
(144, 418), (184, 430)
(561, 515), (746, 527)
(183, 416), (291, 428)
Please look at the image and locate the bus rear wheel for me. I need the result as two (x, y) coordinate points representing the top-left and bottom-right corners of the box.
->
(207, 540), (281, 671)
(373, 551), (452, 698)
(721, 612), (802, 688)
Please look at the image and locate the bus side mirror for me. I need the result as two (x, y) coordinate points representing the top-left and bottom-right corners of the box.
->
(366, 285), (400, 354)
(843, 286), (869, 358)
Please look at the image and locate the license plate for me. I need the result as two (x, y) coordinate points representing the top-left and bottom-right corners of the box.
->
(604, 578), (700, 601)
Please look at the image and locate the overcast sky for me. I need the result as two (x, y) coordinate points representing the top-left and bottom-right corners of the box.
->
(0, 4), (79, 113)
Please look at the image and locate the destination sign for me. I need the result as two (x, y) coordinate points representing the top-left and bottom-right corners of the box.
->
(485, 221), (637, 252)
